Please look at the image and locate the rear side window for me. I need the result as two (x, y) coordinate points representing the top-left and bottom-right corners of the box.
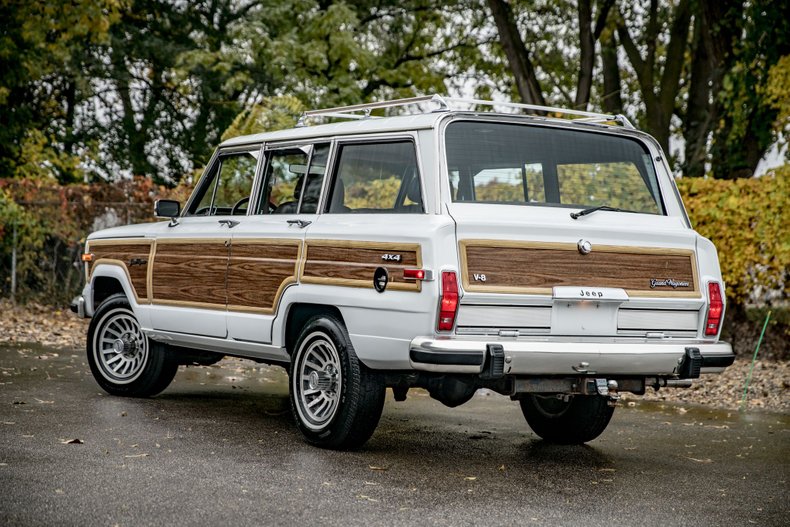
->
(445, 122), (663, 214)
(326, 141), (423, 213)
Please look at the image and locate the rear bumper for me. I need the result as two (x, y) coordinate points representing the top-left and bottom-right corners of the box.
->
(409, 336), (734, 376)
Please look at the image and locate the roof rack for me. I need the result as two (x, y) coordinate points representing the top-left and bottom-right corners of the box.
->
(296, 94), (634, 129)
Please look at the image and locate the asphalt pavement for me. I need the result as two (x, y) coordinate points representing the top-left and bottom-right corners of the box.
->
(1, 342), (788, 526)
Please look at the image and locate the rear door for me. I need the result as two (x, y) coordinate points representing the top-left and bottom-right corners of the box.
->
(443, 120), (703, 339)
(225, 142), (330, 344)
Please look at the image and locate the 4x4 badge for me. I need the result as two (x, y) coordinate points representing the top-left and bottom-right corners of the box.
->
(381, 253), (402, 262)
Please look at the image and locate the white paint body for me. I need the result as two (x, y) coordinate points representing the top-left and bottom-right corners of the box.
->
(83, 112), (731, 376)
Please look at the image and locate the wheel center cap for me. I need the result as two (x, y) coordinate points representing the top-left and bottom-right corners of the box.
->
(113, 336), (137, 357)
(308, 370), (333, 391)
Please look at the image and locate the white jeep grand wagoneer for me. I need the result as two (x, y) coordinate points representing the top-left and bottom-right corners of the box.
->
(72, 96), (734, 449)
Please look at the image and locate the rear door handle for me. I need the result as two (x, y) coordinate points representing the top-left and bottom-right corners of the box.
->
(218, 219), (240, 228)
(287, 219), (312, 228)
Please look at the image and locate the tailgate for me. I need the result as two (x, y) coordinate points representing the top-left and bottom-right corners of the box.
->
(449, 204), (704, 338)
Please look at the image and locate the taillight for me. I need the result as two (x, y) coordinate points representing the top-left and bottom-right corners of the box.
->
(403, 269), (426, 280)
(705, 282), (723, 336)
(437, 271), (459, 331)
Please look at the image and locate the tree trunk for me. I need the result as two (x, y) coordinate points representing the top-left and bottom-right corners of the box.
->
(575, 0), (594, 110)
(600, 26), (622, 114)
(682, 10), (713, 178)
(486, 0), (545, 106)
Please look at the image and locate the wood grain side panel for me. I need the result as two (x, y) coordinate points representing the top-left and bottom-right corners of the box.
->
(227, 241), (301, 312)
(151, 242), (228, 306)
(87, 241), (152, 300)
(302, 241), (422, 292)
(462, 242), (697, 297)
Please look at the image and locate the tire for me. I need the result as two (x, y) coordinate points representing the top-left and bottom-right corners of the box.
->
(520, 394), (615, 444)
(289, 315), (385, 450)
(86, 293), (178, 397)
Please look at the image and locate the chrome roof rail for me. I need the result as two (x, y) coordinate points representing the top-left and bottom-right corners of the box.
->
(297, 94), (634, 129)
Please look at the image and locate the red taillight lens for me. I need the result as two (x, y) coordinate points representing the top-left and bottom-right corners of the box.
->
(705, 282), (723, 336)
(437, 271), (459, 331)
(403, 269), (425, 280)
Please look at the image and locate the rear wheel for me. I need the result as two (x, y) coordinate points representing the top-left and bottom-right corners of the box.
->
(520, 394), (614, 444)
(87, 293), (178, 397)
(289, 315), (385, 450)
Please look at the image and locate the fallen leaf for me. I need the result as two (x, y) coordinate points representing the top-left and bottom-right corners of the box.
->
(686, 457), (713, 463)
(61, 438), (83, 444)
(464, 476), (477, 481)
(598, 468), (616, 472)
(498, 465), (506, 472)
(34, 398), (54, 404)
(368, 465), (388, 471)
(124, 453), (149, 458)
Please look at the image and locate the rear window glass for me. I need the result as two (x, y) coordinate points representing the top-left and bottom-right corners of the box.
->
(445, 121), (662, 214)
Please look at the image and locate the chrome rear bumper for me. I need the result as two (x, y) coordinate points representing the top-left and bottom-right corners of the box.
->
(409, 336), (734, 376)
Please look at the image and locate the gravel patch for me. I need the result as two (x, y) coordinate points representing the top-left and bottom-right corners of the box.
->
(2, 300), (787, 413)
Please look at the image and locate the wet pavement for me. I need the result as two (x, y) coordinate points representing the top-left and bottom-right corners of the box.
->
(1, 342), (788, 526)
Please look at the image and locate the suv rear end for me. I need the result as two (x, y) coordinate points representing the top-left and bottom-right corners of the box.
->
(406, 113), (733, 442)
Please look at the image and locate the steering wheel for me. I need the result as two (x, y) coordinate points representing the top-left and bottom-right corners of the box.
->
(230, 196), (250, 216)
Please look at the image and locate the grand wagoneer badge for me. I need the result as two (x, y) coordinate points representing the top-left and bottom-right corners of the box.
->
(650, 278), (691, 289)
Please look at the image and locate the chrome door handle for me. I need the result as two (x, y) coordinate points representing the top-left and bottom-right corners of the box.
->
(287, 219), (312, 228)
(218, 219), (240, 228)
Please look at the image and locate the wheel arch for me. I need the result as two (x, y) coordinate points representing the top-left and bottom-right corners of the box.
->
(283, 303), (346, 355)
(89, 264), (139, 312)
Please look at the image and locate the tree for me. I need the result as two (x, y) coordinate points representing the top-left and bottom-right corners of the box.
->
(709, 0), (790, 179)
(0, 0), (119, 183)
(616, 0), (691, 155)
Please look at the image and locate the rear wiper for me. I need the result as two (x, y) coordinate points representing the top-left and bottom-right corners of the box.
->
(570, 205), (633, 219)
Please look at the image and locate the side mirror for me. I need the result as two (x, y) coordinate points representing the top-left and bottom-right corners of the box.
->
(154, 199), (180, 218)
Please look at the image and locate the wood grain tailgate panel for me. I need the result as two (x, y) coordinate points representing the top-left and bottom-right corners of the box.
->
(88, 241), (152, 301)
(151, 242), (228, 306)
(462, 241), (697, 297)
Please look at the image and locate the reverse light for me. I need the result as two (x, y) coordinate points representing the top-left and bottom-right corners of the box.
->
(437, 271), (459, 331)
(704, 282), (723, 336)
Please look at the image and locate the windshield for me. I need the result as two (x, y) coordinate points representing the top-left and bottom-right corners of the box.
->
(444, 121), (663, 214)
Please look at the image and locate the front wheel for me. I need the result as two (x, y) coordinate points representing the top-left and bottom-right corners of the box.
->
(520, 394), (614, 444)
(87, 293), (178, 397)
(289, 315), (385, 450)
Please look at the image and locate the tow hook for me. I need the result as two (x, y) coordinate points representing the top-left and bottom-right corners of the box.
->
(594, 378), (620, 406)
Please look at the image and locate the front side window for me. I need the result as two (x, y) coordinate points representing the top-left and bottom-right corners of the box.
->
(326, 141), (423, 213)
(445, 121), (662, 214)
(256, 143), (329, 214)
(188, 149), (259, 216)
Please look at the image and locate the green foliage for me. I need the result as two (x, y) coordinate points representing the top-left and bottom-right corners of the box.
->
(345, 177), (402, 210)
(710, 1), (790, 178)
(766, 55), (790, 139)
(0, 0), (119, 182)
(677, 167), (790, 307)
(221, 96), (305, 141)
